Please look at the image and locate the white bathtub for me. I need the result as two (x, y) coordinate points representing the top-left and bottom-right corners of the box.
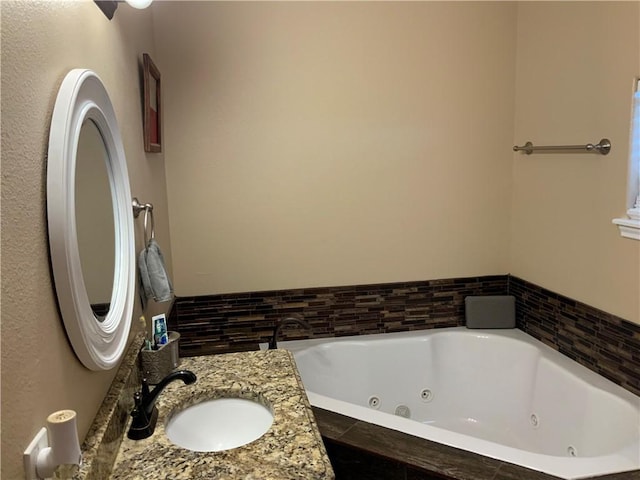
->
(269, 327), (640, 479)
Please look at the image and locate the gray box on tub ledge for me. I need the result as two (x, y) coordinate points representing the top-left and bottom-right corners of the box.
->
(465, 295), (515, 329)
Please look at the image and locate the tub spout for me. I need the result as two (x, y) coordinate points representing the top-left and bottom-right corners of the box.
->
(268, 314), (312, 349)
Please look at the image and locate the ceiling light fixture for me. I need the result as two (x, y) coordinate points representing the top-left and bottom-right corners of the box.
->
(94, 0), (153, 20)
(124, 0), (153, 9)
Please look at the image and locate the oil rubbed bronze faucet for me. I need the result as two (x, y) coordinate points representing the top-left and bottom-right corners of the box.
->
(268, 314), (312, 350)
(127, 370), (197, 440)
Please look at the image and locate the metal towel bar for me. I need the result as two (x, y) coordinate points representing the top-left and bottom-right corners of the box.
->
(132, 198), (155, 245)
(513, 138), (611, 155)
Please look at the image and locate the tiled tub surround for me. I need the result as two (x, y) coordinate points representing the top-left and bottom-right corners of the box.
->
(110, 350), (334, 479)
(170, 275), (509, 356)
(510, 277), (640, 397)
(170, 275), (640, 398)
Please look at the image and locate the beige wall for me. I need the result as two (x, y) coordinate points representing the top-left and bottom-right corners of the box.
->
(154, 2), (517, 296)
(156, 1), (638, 324)
(511, 2), (640, 323)
(0, 1), (172, 478)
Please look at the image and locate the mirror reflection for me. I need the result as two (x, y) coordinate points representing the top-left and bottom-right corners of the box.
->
(75, 119), (116, 320)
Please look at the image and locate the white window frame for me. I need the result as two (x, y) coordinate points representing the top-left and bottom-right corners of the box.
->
(613, 77), (640, 240)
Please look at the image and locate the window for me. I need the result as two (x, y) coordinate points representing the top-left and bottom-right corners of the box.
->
(613, 78), (640, 240)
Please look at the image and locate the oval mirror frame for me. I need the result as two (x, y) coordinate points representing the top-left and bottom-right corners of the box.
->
(47, 69), (135, 370)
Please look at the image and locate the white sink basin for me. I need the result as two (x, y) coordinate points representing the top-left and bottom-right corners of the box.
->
(165, 398), (274, 452)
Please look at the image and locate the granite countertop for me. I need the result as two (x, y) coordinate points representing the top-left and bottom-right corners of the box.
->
(110, 349), (334, 480)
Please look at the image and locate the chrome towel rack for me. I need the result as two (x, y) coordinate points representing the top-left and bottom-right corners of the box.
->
(132, 198), (155, 244)
(513, 138), (611, 155)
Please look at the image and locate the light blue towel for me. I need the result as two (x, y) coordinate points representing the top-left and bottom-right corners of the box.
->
(139, 238), (173, 305)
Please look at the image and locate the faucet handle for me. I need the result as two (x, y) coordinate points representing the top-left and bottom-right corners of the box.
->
(131, 392), (143, 416)
(128, 392), (153, 439)
(141, 378), (150, 397)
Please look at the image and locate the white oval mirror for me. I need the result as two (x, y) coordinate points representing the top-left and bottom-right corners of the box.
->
(47, 69), (135, 370)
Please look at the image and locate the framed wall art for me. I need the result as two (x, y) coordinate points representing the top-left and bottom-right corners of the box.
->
(143, 53), (161, 153)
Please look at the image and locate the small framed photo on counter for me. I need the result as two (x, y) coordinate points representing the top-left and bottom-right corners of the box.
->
(143, 53), (162, 153)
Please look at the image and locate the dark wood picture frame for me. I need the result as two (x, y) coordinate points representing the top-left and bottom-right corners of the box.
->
(143, 53), (162, 153)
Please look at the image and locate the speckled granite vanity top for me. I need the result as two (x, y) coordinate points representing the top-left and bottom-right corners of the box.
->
(110, 350), (334, 479)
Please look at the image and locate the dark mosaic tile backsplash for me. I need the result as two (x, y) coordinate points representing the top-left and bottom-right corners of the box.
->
(510, 276), (640, 396)
(168, 274), (640, 397)
(168, 275), (508, 355)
